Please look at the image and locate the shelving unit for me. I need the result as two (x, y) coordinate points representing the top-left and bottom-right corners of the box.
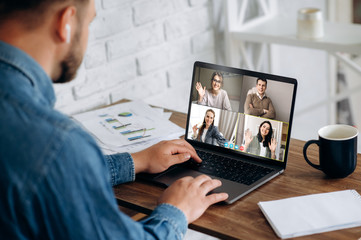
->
(224, 0), (361, 124)
(230, 17), (361, 54)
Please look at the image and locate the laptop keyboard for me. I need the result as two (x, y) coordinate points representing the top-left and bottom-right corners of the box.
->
(186, 149), (274, 186)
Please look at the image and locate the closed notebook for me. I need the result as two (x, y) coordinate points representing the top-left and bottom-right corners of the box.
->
(258, 190), (361, 239)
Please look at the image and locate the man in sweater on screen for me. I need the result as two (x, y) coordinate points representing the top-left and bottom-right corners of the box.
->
(244, 77), (276, 119)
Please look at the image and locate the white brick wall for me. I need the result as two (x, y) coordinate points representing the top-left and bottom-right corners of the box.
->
(54, 0), (216, 115)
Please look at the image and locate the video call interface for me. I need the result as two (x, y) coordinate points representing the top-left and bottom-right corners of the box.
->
(186, 66), (295, 162)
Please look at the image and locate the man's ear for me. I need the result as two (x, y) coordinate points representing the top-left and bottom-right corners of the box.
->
(57, 6), (76, 44)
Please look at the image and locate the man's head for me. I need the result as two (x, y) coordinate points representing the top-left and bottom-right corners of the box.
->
(0, 0), (96, 83)
(256, 78), (267, 96)
(0, 1), (84, 28)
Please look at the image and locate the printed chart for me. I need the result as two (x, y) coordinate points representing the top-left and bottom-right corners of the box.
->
(72, 100), (184, 153)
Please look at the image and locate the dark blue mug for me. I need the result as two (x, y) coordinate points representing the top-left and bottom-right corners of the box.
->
(303, 125), (358, 178)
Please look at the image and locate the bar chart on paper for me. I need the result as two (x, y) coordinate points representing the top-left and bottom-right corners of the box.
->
(72, 100), (184, 153)
(99, 113), (156, 143)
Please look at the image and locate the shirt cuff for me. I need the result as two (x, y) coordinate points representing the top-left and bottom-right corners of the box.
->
(104, 153), (135, 186)
(142, 203), (188, 239)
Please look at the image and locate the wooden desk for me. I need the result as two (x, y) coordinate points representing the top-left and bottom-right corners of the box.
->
(113, 111), (361, 240)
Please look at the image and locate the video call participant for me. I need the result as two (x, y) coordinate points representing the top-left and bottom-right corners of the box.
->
(196, 72), (232, 111)
(244, 78), (276, 119)
(0, 0), (228, 239)
(192, 109), (227, 146)
(242, 121), (277, 159)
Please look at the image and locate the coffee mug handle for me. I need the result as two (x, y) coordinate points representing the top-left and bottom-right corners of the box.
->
(303, 140), (322, 170)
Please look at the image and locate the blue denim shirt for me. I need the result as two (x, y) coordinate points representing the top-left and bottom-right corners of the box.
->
(0, 41), (187, 239)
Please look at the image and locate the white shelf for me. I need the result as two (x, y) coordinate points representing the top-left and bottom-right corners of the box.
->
(224, 1), (361, 131)
(230, 16), (361, 55)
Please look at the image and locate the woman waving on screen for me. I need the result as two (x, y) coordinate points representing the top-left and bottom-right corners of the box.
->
(192, 109), (227, 146)
(242, 121), (277, 159)
(196, 72), (232, 111)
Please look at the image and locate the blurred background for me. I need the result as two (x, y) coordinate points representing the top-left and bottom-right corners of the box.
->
(54, 0), (361, 151)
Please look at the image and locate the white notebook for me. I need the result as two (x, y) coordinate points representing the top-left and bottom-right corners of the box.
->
(258, 190), (361, 239)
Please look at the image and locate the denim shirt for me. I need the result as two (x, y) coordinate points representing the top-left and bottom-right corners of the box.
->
(0, 41), (187, 239)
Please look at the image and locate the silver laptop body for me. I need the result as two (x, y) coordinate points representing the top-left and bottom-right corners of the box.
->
(140, 61), (297, 204)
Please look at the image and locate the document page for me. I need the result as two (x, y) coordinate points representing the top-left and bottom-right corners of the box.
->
(258, 190), (361, 239)
(72, 100), (184, 153)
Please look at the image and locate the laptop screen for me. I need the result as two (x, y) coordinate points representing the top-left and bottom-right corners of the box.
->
(185, 62), (297, 164)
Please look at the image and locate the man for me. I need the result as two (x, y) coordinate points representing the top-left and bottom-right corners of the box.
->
(0, 0), (228, 239)
(244, 78), (276, 119)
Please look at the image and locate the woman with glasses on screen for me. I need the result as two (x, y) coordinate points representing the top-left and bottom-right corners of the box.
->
(242, 121), (277, 159)
(196, 72), (232, 111)
(192, 109), (227, 146)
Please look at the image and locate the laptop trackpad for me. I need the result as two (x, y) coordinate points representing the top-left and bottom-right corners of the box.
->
(154, 166), (251, 203)
(154, 167), (203, 186)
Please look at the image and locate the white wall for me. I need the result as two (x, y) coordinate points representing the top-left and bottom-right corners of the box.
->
(54, 0), (216, 115)
(271, 45), (329, 141)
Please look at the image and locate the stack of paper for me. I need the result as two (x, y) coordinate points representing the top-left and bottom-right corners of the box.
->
(72, 100), (185, 154)
(258, 190), (361, 239)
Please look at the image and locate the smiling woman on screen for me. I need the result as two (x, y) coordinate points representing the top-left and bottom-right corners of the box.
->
(196, 72), (232, 111)
(192, 109), (227, 146)
(242, 121), (277, 159)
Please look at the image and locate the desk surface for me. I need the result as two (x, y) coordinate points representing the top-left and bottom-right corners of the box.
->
(113, 110), (361, 240)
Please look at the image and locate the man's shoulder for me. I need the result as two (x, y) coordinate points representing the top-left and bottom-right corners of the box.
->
(1, 98), (97, 173)
(248, 93), (258, 99)
(263, 95), (272, 101)
(1, 100), (87, 189)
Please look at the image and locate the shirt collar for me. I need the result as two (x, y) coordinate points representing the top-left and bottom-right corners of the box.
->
(0, 40), (56, 107)
(256, 91), (266, 100)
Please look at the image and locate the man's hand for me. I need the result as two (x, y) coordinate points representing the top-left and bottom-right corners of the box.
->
(158, 175), (229, 223)
(131, 139), (201, 174)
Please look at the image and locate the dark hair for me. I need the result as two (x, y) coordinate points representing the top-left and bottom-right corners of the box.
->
(257, 121), (273, 148)
(256, 77), (267, 85)
(197, 109), (215, 141)
(211, 72), (223, 82)
(0, 0), (88, 28)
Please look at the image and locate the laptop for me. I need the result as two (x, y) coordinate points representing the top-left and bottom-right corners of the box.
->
(139, 61), (297, 204)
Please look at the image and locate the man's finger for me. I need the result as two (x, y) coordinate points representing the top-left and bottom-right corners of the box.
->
(172, 139), (197, 152)
(169, 153), (192, 165)
(199, 178), (222, 194)
(170, 140), (201, 163)
(168, 146), (200, 165)
(206, 192), (229, 206)
(192, 174), (213, 186)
